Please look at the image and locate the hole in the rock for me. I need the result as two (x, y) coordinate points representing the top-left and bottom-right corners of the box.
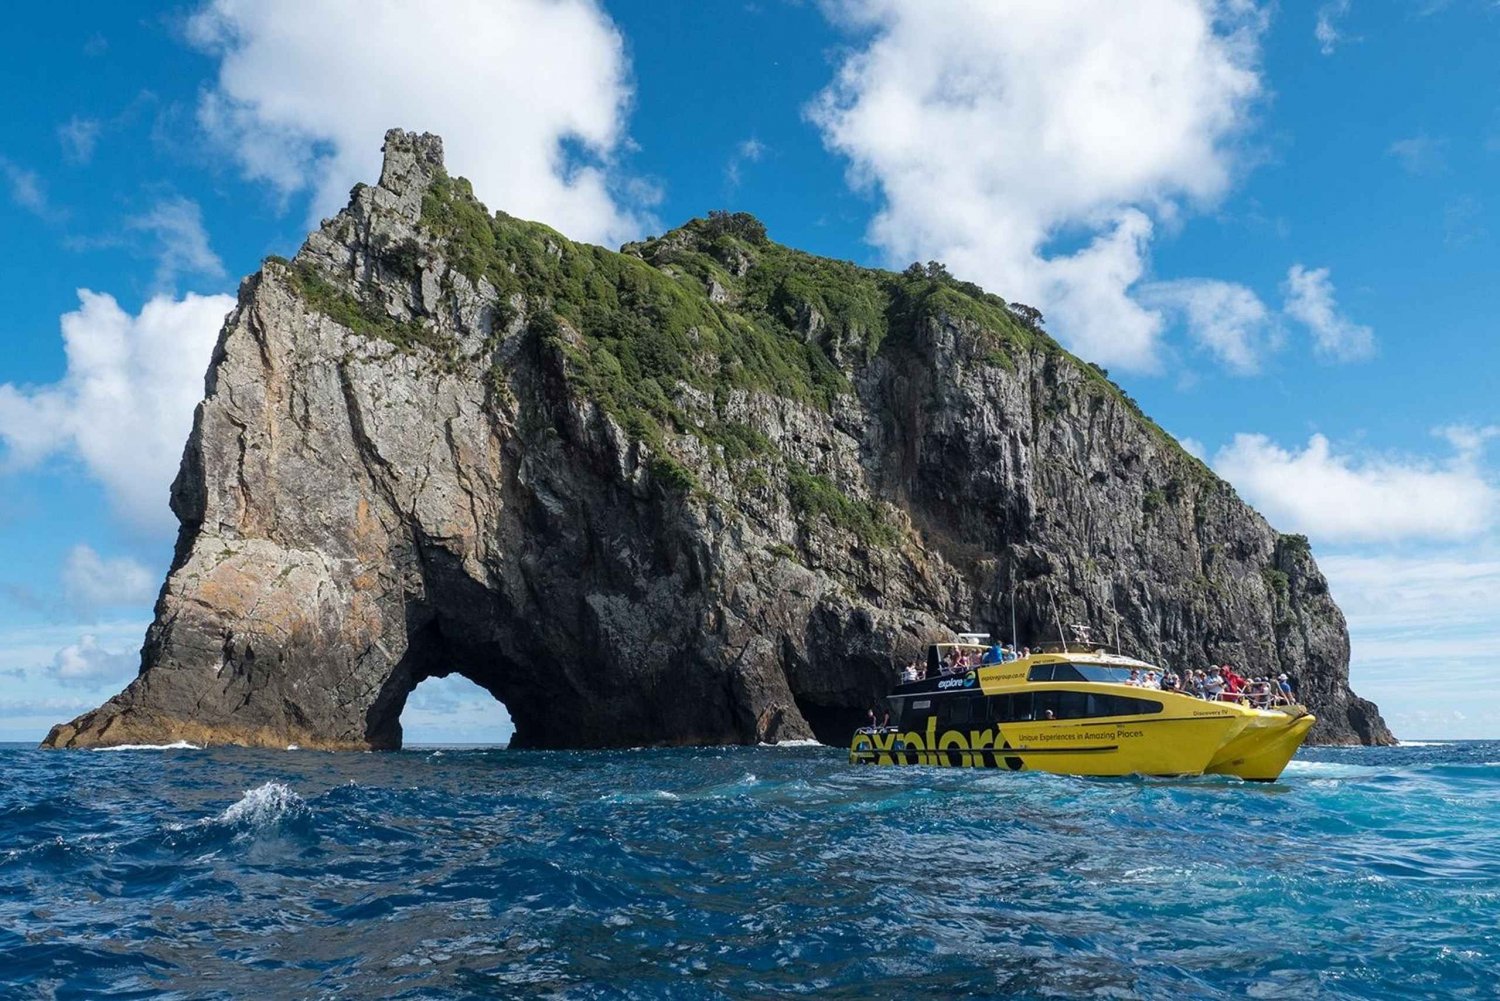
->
(400, 673), (514, 748)
(794, 695), (862, 748)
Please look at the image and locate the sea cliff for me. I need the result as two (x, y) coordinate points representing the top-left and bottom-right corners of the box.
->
(44, 130), (1392, 750)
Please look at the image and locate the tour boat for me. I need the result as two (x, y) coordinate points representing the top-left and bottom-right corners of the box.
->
(849, 636), (1315, 781)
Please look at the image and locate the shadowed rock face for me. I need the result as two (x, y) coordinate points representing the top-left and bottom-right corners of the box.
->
(43, 130), (1393, 751)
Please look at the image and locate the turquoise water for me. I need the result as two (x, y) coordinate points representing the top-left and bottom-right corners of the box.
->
(1, 740), (1496, 999)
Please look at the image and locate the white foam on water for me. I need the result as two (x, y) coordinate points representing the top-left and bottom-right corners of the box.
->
(1283, 760), (1387, 779)
(217, 781), (306, 827)
(600, 789), (679, 803)
(758, 739), (825, 748)
(96, 741), (202, 751)
(1397, 741), (1451, 748)
(285, 744), (301, 751)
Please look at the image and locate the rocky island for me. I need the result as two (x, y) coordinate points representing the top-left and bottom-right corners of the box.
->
(44, 130), (1392, 751)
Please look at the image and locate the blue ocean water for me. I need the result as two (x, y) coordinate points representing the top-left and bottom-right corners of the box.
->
(1, 740), (1496, 1000)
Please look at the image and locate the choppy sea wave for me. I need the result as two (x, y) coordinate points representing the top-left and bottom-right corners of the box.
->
(2, 740), (1497, 999)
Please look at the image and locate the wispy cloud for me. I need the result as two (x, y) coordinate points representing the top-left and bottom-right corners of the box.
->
(1283, 264), (1375, 361)
(0, 156), (49, 216)
(57, 116), (102, 165)
(1138, 278), (1277, 375)
(61, 544), (158, 616)
(126, 195), (226, 291)
(1387, 134), (1448, 175)
(49, 633), (138, 688)
(724, 137), (766, 189)
(1315, 0), (1353, 55)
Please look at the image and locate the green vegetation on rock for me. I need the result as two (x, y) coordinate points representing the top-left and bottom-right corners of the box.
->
(280, 259), (446, 353)
(787, 465), (898, 547)
(409, 168), (1214, 506)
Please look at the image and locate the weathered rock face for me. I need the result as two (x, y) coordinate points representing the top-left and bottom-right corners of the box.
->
(44, 130), (1393, 751)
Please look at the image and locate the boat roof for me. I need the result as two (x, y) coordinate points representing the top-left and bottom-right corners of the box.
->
(924, 641), (1157, 670)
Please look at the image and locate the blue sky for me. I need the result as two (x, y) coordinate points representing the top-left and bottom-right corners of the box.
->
(1, 0), (1496, 744)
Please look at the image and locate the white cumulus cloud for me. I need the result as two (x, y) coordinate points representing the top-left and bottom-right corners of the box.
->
(810, 0), (1266, 372)
(1139, 278), (1275, 373)
(1213, 431), (1496, 543)
(1283, 264), (1375, 361)
(62, 544), (158, 614)
(0, 290), (235, 533)
(187, 0), (651, 245)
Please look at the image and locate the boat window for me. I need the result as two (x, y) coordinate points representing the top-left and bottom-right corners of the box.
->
(939, 696), (983, 728)
(1029, 663), (1141, 684)
(1014, 690), (1166, 721)
(1070, 664), (1140, 684)
(1037, 690), (1104, 719)
(1057, 690), (1089, 718)
(1027, 663), (1090, 682)
(988, 693), (1034, 723)
(1085, 694), (1165, 717)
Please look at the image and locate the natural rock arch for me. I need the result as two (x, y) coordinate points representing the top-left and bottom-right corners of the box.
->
(43, 130), (1391, 751)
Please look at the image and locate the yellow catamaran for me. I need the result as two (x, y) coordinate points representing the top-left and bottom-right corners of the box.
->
(850, 636), (1315, 781)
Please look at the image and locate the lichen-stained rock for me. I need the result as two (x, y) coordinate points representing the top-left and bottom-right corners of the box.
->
(43, 129), (1393, 751)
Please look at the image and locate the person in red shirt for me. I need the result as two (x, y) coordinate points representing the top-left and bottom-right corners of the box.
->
(1219, 664), (1244, 702)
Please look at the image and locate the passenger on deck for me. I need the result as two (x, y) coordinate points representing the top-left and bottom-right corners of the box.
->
(901, 662), (918, 683)
(1161, 669), (1180, 692)
(1021, 647), (1031, 659)
(1222, 669), (1242, 701)
(1204, 668), (1225, 701)
(983, 641), (1003, 665)
(1144, 670), (1160, 690)
(1126, 668), (1141, 686)
(1190, 670), (1208, 699)
(1277, 674), (1294, 705)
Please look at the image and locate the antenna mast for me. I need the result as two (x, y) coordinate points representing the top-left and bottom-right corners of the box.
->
(1109, 579), (1121, 654)
(1049, 588), (1068, 654)
(1010, 569), (1018, 649)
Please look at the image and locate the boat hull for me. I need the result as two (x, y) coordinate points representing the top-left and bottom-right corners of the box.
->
(1205, 709), (1317, 781)
(849, 704), (1316, 780)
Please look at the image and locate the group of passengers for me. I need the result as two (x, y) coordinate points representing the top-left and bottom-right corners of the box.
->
(1137, 664), (1297, 708)
(900, 642), (1033, 683)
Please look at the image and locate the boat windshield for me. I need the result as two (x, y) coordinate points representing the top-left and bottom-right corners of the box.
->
(1028, 663), (1142, 684)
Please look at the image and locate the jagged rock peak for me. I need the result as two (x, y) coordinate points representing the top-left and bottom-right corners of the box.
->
(379, 128), (445, 195)
(42, 129), (1393, 752)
